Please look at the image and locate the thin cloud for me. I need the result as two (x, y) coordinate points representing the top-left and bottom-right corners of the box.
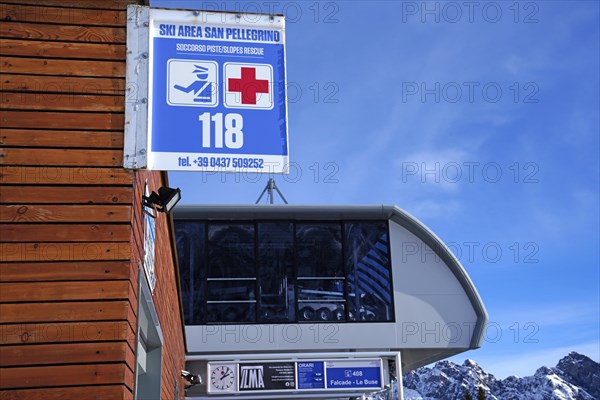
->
(491, 303), (599, 329)
(476, 342), (600, 379)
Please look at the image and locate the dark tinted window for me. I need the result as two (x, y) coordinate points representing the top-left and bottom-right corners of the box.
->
(207, 280), (256, 301)
(208, 224), (255, 278)
(296, 223), (344, 322)
(296, 223), (343, 277)
(345, 222), (393, 321)
(175, 221), (206, 324)
(207, 303), (256, 324)
(207, 224), (256, 324)
(257, 222), (295, 322)
(297, 278), (346, 322)
(175, 220), (394, 325)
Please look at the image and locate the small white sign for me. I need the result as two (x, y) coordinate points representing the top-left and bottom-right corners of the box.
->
(143, 182), (156, 292)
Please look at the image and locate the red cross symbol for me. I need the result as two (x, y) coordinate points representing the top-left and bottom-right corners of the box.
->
(228, 67), (269, 105)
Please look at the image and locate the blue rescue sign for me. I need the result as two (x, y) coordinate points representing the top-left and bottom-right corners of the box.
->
(145, 9), (289, 173)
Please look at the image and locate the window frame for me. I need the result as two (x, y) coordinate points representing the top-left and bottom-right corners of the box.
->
(134, 264), (164, 399)
(175, 219), (395, 325)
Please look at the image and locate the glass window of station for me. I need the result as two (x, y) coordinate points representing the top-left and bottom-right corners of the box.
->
(175, 220), (394, 324)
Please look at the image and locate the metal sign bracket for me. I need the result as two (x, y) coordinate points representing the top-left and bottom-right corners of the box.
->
(124, 5), (150, 169)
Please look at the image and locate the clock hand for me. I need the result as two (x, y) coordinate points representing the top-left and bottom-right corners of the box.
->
(220, 371), (231, 380)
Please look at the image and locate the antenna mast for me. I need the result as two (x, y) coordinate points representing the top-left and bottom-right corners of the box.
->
(256, 178), (288, 204)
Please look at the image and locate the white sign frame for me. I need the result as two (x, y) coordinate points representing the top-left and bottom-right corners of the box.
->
(124, 6), (289, 173)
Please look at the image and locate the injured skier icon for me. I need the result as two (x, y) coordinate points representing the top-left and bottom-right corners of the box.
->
(167, 59), (218, 107)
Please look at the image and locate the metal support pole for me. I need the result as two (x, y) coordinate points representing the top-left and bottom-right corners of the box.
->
(255, 178), (288, 204)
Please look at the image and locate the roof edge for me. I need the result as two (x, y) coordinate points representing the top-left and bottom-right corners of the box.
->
(173, 204), (488, 348)
(385, 205), (488, 349)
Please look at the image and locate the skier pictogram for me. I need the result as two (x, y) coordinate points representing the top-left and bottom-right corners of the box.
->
(167, 60), (218, 107)
(174, 64), (214, 103)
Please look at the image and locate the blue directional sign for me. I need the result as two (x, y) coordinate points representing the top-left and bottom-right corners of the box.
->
(325, 359), (383, 390)
(146, 9), (288, 173)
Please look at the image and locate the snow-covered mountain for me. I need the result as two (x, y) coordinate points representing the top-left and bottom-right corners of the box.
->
(402, 352), (599, 400)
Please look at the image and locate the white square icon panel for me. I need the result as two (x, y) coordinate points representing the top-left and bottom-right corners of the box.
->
(166, 60), (274, 110)
(167, 60), (218, 107)
(224, 62), (274, 110)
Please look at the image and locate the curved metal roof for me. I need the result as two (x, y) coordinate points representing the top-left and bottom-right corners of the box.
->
(174, 204), (488, 353)
(174, 204), (488, 371)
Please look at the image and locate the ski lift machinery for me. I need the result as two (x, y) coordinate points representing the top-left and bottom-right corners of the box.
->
(174, 204), (487, 400)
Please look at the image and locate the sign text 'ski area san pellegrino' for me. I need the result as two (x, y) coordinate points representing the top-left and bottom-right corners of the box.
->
(124, 7), (289, 173)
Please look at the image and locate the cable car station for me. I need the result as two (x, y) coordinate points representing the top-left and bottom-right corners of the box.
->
(175, 205), (488, 399)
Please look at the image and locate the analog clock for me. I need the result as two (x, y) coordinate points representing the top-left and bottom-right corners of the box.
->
(210, 365), (235, 391)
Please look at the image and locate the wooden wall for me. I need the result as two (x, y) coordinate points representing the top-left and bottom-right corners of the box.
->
(0, 1), (186, 398)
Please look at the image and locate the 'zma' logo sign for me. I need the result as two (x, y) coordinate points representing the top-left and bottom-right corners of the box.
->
(239, 366), (265, 390)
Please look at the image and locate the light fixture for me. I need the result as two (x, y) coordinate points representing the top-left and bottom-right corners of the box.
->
(143, 186), (181, 216)
(181, 370), (202, 388)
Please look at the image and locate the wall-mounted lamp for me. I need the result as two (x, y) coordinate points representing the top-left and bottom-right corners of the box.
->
(143, 186), (181, 216)
(181, 370), (202, 389)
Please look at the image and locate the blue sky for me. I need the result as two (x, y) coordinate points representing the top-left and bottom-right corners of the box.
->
(152, 0), (599, 379)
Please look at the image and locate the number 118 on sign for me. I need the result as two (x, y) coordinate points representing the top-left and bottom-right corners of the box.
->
(199, 112), (244, 149)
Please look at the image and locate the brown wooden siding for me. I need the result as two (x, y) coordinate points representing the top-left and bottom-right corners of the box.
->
(128, 170), (188, 400)
(0, 1), (186, 398)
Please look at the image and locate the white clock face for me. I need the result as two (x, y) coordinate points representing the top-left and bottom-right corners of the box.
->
(210, 365), (235, 391)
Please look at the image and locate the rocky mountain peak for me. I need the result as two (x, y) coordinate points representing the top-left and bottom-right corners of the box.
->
(402, 352), (599, 400)
(555, 352), (600, 399)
